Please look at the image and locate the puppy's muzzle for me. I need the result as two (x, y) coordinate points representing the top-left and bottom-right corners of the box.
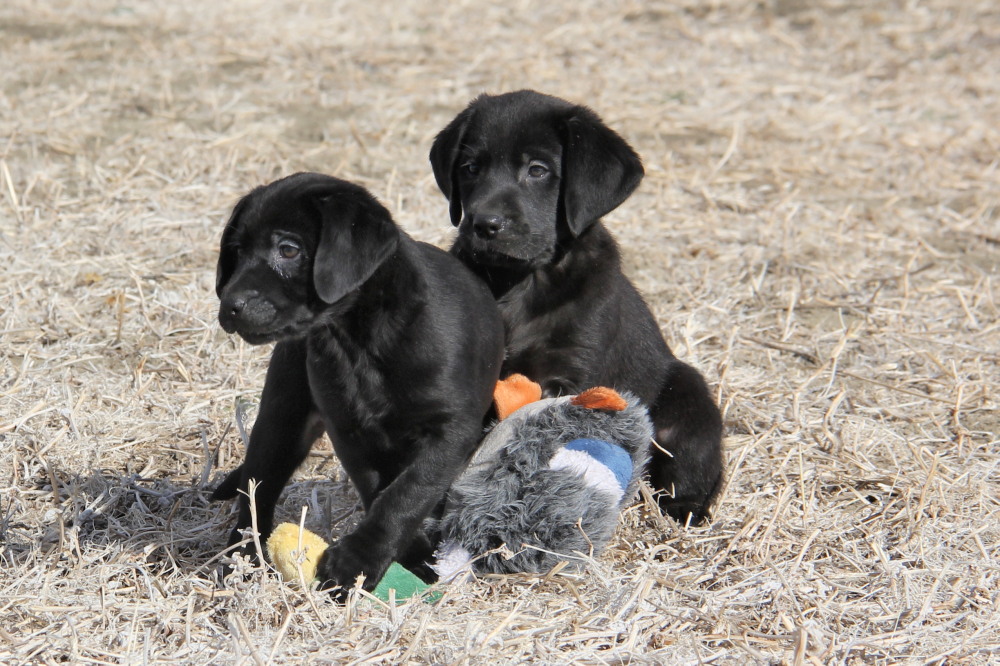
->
(218, 290), (277, 334)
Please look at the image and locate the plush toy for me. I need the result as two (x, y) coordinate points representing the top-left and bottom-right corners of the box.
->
(265, 374), (652, 599)
(431, 374), (652, 579)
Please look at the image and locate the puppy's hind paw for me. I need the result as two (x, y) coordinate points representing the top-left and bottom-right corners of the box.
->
(210, 465), (243, 500)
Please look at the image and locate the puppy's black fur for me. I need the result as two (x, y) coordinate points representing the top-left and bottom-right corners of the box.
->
(430, 90), (724, 524)
(212, 172), (504, 591)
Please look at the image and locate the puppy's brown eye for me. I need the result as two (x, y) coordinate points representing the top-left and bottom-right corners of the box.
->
(278, 243), (300, 259)
(527, 163), (548, 178)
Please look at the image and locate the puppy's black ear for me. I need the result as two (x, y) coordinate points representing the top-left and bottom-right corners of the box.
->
(430, 105), (476, 226)
(312, 191), (400, 304)
(216, 195), (252, 297)
(560, 108), (644, 236)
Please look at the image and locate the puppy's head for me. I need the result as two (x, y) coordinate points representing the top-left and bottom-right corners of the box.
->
(430, 90), (643, 269)
(216, 172), (399, 344)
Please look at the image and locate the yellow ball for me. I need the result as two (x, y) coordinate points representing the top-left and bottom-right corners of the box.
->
(266, 523), (328, 583)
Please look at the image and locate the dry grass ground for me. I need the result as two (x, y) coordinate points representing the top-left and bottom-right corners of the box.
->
(1, 0), (998, 663)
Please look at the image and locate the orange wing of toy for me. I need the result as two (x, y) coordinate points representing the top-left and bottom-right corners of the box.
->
(570, 386), (627, 412)
(494, 374), (543, 419)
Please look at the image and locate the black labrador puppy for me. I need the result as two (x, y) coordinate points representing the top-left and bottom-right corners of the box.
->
(212, 172), (504, 591)
(430, 90), (723, 524)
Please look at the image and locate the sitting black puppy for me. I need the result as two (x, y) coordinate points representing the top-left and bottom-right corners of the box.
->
(212, 172), (504, 592)
(430, 90), (724, 524)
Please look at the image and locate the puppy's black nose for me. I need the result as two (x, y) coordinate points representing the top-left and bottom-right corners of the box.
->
(224, 295), (248, 318)
(219, 291), (259, 333)
(471, 214), (505, 240)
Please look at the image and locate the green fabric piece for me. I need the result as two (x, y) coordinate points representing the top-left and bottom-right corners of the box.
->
(372, 563), (440, 604)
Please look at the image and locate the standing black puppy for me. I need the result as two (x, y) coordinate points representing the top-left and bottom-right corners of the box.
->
(212, 172), (504, 591)
(430, 90), (723, 524)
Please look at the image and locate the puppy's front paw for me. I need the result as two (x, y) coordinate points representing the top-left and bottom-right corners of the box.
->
(316, 536), (391, 598)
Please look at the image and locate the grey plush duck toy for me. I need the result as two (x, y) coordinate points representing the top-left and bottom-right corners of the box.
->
(432, 374), (653, 579)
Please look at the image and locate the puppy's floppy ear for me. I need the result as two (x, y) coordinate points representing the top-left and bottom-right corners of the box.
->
(312, 190), (400, 304)
(560, 107), (644, 236)
(216, 194), (253, 297)
(430, 104), (476, 227)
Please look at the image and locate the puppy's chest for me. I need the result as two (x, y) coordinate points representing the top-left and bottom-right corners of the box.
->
(306, 329), (394, 428)
(305, 325), (437, 439)
(500, 304), (595, 387)
(503, 314), (554, 361)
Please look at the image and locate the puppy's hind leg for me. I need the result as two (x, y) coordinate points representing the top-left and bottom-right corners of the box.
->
(211, 464), (243, 500)
(646, 359), (724, 525)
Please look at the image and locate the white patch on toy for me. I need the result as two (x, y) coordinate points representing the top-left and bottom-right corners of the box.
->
(431, 541), (473, 582)
(551, 437), (632, 499)
(549, 448), (625, 502)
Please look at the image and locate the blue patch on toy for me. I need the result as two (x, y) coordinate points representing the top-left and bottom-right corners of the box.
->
(564, 438), (632, 491)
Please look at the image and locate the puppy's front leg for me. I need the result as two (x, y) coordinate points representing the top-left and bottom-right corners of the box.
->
(221, 339), (323, 554)
(316, 424), (478, 592)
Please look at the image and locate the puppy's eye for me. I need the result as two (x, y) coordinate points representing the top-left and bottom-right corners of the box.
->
(278, 243), (300, 259)
(461, 162), (480, 176)
(527, 163), (548, 178)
